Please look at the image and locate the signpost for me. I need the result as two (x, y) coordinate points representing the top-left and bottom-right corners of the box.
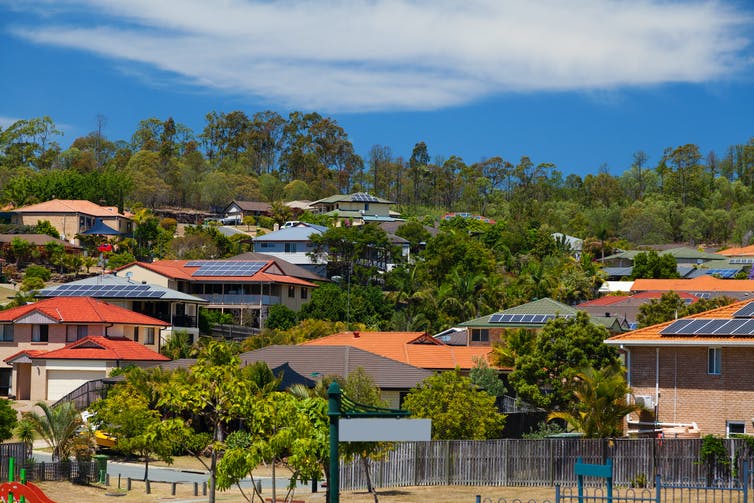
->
(327, 381), (431, 503)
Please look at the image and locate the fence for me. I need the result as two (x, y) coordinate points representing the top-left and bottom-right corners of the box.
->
(340, 438), (753, 491)
(0, 447), (100, 486)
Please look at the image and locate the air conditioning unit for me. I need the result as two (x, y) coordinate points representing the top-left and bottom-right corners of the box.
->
(635, 395), (654, 410)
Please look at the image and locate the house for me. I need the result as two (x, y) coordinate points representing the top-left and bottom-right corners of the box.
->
(631, 276), (754, 300)
(301, 331), (493, 373)
(456, 298), (629, 348)
(309, 192), (399, 224)
(576, 292), (700, 328)
(36, 273), (208, 342)
(5, 336), (168, 402)
(11, 199), (133, 245)
(0, 234), (81, 253)
(117, 259), (319, 329)
(221, 200), (272, 223)
(240, 345), (433, 408)
(0, 297), (169, 400)
(604, 298), (754, 437)
(251, 223), (330, 276)
(601, 247), (724, 268)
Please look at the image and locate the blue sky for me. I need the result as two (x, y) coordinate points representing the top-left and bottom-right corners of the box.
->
(1, 0), (752, 177)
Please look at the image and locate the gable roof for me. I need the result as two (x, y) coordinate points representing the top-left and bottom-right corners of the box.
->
(252, 223), (327, 242)
(312, 192), (395, 205)
(631, 276), (754, 293)
(7, 336), (169, 361)
(459, 298), (578, 328)
(605, 298), (754, 347)
(13, 199), (129, 218)
(717, 244), (754, 257)
(225, 200), (272, 213)
(228, 252), (327, 282)
(120, 260), (318, 286)
(241, 345), (433, 389)
(300, 331), (492, 370)
(0, 297), (169, 326)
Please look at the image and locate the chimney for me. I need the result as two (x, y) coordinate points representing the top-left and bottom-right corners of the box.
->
(353, 331), (360, 338)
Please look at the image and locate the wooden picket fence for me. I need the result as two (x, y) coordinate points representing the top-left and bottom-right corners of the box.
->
(339, 438), (751, 491)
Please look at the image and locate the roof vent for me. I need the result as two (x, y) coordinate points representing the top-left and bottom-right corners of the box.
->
(353, 331), (360, 338)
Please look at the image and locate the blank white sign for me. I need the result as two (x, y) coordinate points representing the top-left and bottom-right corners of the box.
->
(340, 418), (431, 441)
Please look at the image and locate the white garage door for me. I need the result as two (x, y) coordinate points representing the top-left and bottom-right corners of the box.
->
(47, 370), (107, 401)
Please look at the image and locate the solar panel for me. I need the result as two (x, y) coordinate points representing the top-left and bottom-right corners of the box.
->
(190, 261), (267, 277)
(660, 319), (694, 335)
(351, 192), (379, 202)
(731, 319), (754, 335)
(695, 319), (728, 334)
(730, 258), (754, 264)
(734, 302), (754, 318)
(489, 314), (504, 323)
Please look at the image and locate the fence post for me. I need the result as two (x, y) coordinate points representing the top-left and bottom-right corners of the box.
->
(555, 484), (560, 503)
(655, 473), (661, 503)
(194, 482), (198, 496)
(743, 460), (748, 503)
(145, 479), (151, 494)
(127, 477), (131, 491)
(171, 482), (177, 495)
(203, 481), (207, 496)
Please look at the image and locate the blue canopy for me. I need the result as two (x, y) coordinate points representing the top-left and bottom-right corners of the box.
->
(80, 219), (121, 236)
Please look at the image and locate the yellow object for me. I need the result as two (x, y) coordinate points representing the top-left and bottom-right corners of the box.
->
(93, 430), (117, 449)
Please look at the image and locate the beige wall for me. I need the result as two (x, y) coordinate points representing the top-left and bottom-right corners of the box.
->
(628, 345), (754, 436)
(14, 213), (131, 244)
(118, 265), (171, 288)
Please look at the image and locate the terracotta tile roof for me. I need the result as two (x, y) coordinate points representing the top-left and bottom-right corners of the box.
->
(13, 199), (129, 218)
(0, 297), (169, 326)
(301, 331), (493, 370)
(124, 260), (318, 286)
(718, 244), (754, 257)
(4, 349), (48, 363)
(605, 298), (754, 346)
(632, 276), (754, 293)
(28, 336), (169, 361)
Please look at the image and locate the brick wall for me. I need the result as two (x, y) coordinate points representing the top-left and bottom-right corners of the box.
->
(628, 345), (754, 436)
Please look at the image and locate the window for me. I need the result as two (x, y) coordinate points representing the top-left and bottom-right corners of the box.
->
(708, 347), (722, 375)
(288, 286), (295, 298)
(133, 327), (139, 343)
(727, 421), (745, 437)
(0, 325), (13, 342)
(32, 325), (49, 343)
(67, 325), (88, 342)
(285, 243), (297, 253)
(146, 327), (155, 345)
(471, 329), (489, 343)
(301, 288), (308, 300)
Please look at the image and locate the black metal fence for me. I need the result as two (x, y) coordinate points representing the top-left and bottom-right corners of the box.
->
(0, 444), (100, 485)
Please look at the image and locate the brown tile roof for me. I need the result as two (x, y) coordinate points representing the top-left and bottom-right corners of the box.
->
(301, 331), (493, 370)
(13, 199), (130, 218)
(632, 276), (754, 293)
(0, 297), (169, 326)
(123, 260), (318, 286)
(229, 201), (272, 212)
(605, 298), (754, 346)
(718, 244), (754, 257)
(240, 345), (433, 389)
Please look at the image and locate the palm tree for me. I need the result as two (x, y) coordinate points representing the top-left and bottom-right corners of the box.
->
(18, 401), (83, 461)
(548, 363), (643, 438)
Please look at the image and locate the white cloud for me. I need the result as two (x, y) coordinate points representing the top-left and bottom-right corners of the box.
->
(6, 0), (753, 112)
(0, 116), (21, 130)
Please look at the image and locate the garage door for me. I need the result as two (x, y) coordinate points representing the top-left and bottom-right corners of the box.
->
(47, 370), (107, 401)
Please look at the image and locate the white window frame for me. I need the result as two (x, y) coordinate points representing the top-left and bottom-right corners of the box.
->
(0, 325), (13, 342)
(32, 325), (48, 343)
(146, 327), (155, 345)
(727, 420), (745, 437)
(708, 347), (722, 375)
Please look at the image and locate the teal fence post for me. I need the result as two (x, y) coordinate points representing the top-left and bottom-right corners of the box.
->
(328, 381), (341, 503)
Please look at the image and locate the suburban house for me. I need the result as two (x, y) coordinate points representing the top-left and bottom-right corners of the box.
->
(6, 336), (168, 402)
(309, 192), (400, 224)
(576, 291), (701, 328)
(301, 331), (493, 373)
(630, 276), (754, 300)
(599, 247), (740, 280)
(0, 297), (169, 400)
(252, 222), (330, 276)
(10, 199), (133, 245)
(0, 233), (81, 254)
(36, 273), (208, 343)
(604, 298), (754, 437)
(118, 259), (319, 328)
(240, 345), (433, 408)
(221, 200), (272, 223)
(456, 298), (629, 348)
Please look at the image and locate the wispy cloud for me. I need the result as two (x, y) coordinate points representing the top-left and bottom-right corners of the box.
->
(5, 0), (752, 112)
(0, 116), (22, 130)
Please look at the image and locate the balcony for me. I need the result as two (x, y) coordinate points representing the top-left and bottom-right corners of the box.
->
(198, 294), (281, 307)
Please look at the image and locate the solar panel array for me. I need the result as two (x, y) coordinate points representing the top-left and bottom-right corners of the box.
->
(695, 269), (739, 279)
(351, 192), (379, 202)
(730, 258), (754, 264)
(186, 261), (267, 277)
(488, 313), (570, 324)
(660, 318), (754, 336)
(41, 284), (165, 298)
(733, 302), (754, 318)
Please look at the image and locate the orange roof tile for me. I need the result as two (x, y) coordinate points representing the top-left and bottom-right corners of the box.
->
(632, 276), (754, 293)
(13, 199), (129, 218)
(301, 331), (493, 370)
(606, 298), (754, 346)
(0, 297), (169, 326)
(30, 336), (169, 361)
(126, 260), (318, 286)
(718, 244), (754, 257)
